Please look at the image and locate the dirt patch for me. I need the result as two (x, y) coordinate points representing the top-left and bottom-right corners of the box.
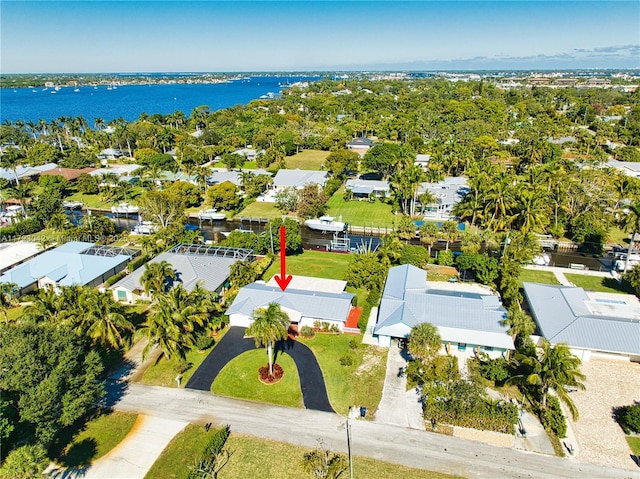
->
(569, 357), (640, 470)
(355, 350), (381, 376)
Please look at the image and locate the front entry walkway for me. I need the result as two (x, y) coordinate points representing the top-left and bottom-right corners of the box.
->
(186, 327), (334, 413)
(374, 342), (425, 430)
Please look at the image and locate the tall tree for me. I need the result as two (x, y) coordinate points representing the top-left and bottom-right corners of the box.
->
(408, 322), (441, 362)
(508, 339), (586, 419)
(246, 302), (289, 376)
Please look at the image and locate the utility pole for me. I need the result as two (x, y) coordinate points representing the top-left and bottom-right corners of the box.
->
(346, 406), (354, 479)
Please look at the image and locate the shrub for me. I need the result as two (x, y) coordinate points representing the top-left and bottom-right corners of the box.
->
(539, 396), (567, 438)
(436, 249), (454, 266)
(321, 322), (330, 331)
(338, 355), (354, 367)
(330, 324), (340, 333)
(614, 403), (640, 434)
(313, 320), (321, 329)
(348, 339), (359, 350)
(195, 333), (214, 351)
(477, 354), (510, 383)
(105, 270), (127, 287)
(299, 326), (314, 338)
(0, 443), (49, 479)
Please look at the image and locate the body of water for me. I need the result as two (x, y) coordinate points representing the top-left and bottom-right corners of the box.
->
(0, 75), (320, 124)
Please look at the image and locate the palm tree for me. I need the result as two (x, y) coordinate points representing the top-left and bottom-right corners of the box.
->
(507, 339), (586, 419)
(500, 308), (536, 341)
(301, 444), (348, 479)
(419, 222), (439, 257)
(23, 288), (62, 323)
(47, 213), (70, 232)
(621, 201), (640, 272)
(6, 182), (32, 216)
(140, 260), (176, 297)
(0, 147), (25, 185)
(79, 291), (134, 349)
(0, 282), (18, 321)
(408, 322), (441, 362)
(246, 302), (290, 376)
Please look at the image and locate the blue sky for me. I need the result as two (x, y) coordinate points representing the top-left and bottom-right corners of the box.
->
(1, 1), (638, 72)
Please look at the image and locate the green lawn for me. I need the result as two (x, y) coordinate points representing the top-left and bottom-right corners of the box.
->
(144, 424), (213, 479)
(627, 436), (640, 455)
(303, 334), (387, 416)
(285, 149), (329, 170)
(234, 201), (286, 220)
(262, 249), (353, 281)
(53, 410), (138, 467)
(65, 187), (145, 210)
(519, 268), (562, 286)
(139, 328), (228, 387)
(327, 188), (396, 228)
(211, 349), (303, 408)
(148, 428), (455, 479)
(564, 273), (634, 294)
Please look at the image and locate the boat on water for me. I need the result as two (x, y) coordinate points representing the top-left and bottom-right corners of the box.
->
(198, 209), (226, 221)
(111, 202), (139, 215)
(304, 216), (346, 233)
(532, 253), (551, 266)
(132, 221), (158, 235)
(63, 200), (84, 210)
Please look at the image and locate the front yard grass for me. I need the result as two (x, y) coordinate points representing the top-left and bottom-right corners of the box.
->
(262, 249), (353, 281)
(138, 327), (228, 387)
(627, 436), (640, 455)
(302, 333), (387, 416)
(211, 349), (303, 408)
(143, 423), (211, 479)
(284, 149), (329, 170)
(53, 410), (137, 467)
(148, 429), (455, 479)
(519, 268), (562, 286)
(564, 273), (635, 294)
(326, 188), (396, 228)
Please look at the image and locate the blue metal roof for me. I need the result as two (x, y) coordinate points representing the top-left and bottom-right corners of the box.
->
(523, 282), (640, 355)
(0, 242), (132, 290)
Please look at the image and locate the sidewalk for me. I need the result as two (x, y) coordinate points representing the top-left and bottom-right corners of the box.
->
(374, 343), (425, 430)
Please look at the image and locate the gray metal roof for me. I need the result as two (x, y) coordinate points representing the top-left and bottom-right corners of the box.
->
(345, 179), (390, 192)
(227, 282), (354, 322)
(112, 251), (237, 293)
(523, 282), (640, 355)
(273, 169), (327, 188)
(375, 264), (512, 349)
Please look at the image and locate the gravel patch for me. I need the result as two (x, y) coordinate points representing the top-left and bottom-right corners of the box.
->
(569, 357), (640, 471)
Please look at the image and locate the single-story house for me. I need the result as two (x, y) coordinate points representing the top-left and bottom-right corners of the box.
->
(606, 159), (640, 178)
(227, 275), (355, 331)
(346, 137), (374, 155)
(40, 167), (97, 181)
(522, 282), (640, 362)
(112, 244), (252, 303)
(374, 264), (513, 359)
(0, 241), (43, 274)
(98, 148), (125, 161)
(0, 163), (58, 183)
(271, 169), (328, 193)
(157, 171), (199, 185)
(417, 177), (470, 220)
(90, 164), (142, 184)
(345, 178), (390, 199)
(548, 136), (577, 146)
(206, 169), (272, 187)
(0, 242), (136, 296)
(415, 154), (431, 170)
(232, 148), (265, 161)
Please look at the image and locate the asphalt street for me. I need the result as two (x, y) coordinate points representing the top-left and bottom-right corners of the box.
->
(108, 383), (640, 479)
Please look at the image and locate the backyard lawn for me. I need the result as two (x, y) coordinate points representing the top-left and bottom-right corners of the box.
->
(147, 428), (455, 479)
(302, 333), (387, 416)
(519, 268), (562, 286)
(284, 149), (329, 170)
(564, 273), (635, 294)
(627, 436), (640, 455)
(211, 349), (303, 408)
(262, 249), (353, 281)
(326, 188), (396, 228)
(52, 410), (137, 468)
(234, 201), (286, 220)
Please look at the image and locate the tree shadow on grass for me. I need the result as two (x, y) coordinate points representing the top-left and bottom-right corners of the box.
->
(58, 437), (98, 468)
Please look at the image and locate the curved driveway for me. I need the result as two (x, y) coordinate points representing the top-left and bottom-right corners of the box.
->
(186, 327), (334, 413)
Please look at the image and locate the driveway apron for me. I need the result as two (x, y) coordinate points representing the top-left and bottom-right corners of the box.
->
(186, 327), (334, 413)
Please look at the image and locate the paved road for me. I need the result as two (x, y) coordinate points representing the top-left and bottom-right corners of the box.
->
(107, 383), (639, 479)
(186, 326), (333, 412)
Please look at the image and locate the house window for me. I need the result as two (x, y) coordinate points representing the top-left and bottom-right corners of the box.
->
(457, 343), (467, 351)
(484, 346), (493, 352)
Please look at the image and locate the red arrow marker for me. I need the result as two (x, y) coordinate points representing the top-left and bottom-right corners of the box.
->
(274, 225), (292, 291)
